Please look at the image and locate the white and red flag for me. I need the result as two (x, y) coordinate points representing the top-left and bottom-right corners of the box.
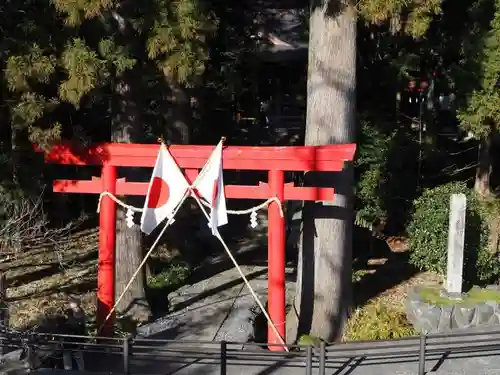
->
(140, 144), (189, 235)
(193, 140), (228, 234)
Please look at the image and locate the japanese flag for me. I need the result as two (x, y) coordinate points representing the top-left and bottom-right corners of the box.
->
(193, 140), (228, 234)
(140, 144), (189, 235)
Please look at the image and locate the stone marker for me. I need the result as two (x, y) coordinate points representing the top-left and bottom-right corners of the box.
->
(445, 193), (466, 298)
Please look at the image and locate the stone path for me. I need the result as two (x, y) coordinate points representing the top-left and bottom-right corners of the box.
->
(136, 265), (296, 343)
(128, 349), (500, 374)
(136, 354), (500, 375)
(28, 350), (500, 375)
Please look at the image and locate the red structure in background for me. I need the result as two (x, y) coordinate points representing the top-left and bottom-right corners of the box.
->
(40, 142), (356, 350)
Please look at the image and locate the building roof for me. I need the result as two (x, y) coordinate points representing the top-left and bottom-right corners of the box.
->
(251, 7), (308, 61)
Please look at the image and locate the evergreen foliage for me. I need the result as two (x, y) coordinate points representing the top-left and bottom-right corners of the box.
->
(459, 0), (500, 137)
(355, 117), (394, 223)
(358, 0), (441, 37)
(3, 0), (215, 147)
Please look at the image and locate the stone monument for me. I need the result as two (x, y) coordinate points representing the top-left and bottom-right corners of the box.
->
(444, 193), (466, 299)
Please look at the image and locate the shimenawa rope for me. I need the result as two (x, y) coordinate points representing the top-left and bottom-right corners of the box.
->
(97, 191), (284, 218)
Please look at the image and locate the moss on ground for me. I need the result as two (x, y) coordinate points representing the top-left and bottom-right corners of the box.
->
(343, 301), (416, 341)
(417, 286), (500, 307)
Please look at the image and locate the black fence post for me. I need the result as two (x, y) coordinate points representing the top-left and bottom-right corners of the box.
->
(123, 335), (132, 375)
(306, 346), (312, 375)
(319, 341), (326, 375)
(419, 333), (426, 375)
(0, 272), (8, 356)
(220, 341), (227, 375)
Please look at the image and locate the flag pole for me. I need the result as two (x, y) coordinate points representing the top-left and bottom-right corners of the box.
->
(190, 192), (289, 351)
(97, 190), (190, 334)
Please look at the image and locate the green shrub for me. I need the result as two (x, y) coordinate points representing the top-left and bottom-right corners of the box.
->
(355, 117), (393, 224)
(407, 182), (500, 284)
(355, 115), (420, 231)
(343, 302), (415, 341)
(148, 260), (191, 290)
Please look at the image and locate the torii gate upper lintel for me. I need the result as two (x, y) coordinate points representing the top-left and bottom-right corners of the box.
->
(39, 142), (356, 350)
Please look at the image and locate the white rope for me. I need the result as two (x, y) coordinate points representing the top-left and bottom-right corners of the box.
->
(96, 191), (284, 218)
(97, 191), (143, 213)
(189, 192), (289, 351)
(198, 196), (284, 217)
(97, 190), (190, 334)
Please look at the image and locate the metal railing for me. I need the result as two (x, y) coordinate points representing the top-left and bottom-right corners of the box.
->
(1, 327), (500, 375)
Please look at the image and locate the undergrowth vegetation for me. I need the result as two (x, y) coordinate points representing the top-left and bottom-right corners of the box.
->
(147, 259), (191, 290)
(343, 302), (416, 341)
(355, 115), (421, 233)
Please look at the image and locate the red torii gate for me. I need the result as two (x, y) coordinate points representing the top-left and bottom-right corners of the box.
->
(40, 142), (355, 349)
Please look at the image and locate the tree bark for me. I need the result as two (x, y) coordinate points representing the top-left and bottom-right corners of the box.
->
(475, 135), (492, 197)
(165, 77), (191, 144)
(287, 0), (356, 343)
(108, 8), (151, 323)
(112, 78), (151, 323)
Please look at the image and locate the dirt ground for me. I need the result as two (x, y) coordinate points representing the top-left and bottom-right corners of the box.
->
(353, 235), (442, 311)
(3, 228), (98, 330)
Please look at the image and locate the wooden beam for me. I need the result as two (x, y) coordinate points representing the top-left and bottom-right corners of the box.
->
(53, 179), (335, 201)
(39, 143), (356, 172)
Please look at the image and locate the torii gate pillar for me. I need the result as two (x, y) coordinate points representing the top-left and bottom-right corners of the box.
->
(98, 164), (117, 336)
(268, 169), (286, 343)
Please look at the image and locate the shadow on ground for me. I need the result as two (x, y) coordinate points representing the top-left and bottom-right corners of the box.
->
(352, 226), (418, 307)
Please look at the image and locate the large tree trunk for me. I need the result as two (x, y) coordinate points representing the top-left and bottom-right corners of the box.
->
(475, 135), (492, 197)
(287, 0), (356, 343)
(165, 77), (191, 144)
(112, 78), (151, 323)
(109, 9), (151, 323)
